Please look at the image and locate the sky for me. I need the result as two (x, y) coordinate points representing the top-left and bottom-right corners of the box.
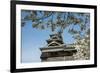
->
(21, 10), (89, 63)
(21, 21), (75, 63)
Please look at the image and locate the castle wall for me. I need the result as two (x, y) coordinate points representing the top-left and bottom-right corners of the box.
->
(42, 56), (75, 62)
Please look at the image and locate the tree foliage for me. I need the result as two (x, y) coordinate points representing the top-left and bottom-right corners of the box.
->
(21, 10), (90, 36)
(73, 29), (90, 60)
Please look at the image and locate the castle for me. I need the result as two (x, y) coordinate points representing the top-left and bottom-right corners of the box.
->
(40, 33), (77, 62)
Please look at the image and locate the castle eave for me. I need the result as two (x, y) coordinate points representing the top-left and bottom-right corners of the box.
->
(40, 44), (75, 50)
(41, 48), (77, 52)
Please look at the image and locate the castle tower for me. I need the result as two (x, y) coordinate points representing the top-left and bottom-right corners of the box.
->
(40, 33), (77, 62)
